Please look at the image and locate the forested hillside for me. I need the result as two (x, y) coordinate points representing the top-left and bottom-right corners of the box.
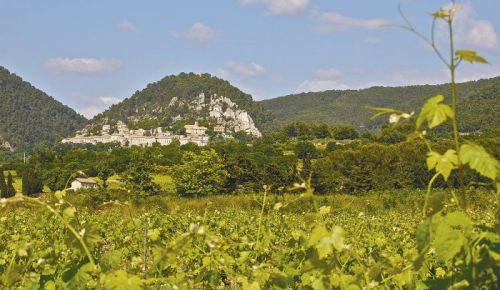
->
(0, 66), (86, 148)
(259, 77), (500, 133)
(88, 73), (269, 134)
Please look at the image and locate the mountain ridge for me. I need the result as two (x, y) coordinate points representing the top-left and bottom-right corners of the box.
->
(0, 66), (87, 149)
(258, 76), (500, 133)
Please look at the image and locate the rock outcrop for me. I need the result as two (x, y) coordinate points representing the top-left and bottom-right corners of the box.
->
(171, 93), (262, 137)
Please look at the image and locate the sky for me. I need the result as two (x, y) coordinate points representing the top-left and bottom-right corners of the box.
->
(0, 0), (499, 118)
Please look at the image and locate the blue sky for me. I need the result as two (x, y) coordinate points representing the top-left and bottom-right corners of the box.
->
(1, 0), (499, 118)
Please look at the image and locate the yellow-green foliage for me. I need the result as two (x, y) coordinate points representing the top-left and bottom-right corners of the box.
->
(152, 174), (175, 194)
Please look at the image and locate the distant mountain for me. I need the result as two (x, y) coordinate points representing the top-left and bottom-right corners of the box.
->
(259, 77), (500, 133)
(0, 66), (87, 149)
(86, 73), (269, 137)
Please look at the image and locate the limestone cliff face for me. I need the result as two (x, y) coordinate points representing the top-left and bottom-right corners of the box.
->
(170, 93), (262, 137)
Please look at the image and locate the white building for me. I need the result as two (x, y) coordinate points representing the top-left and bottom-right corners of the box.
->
(62, 122), (209, 147)
(70, 178), (98, 191)
(185, 122), (207, 136)
(214, 125), (225, 133)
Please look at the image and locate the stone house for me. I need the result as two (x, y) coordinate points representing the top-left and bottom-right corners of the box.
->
(70, 178), (98, 191)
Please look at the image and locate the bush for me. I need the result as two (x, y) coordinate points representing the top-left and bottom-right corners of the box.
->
(171, 149), (229, 197)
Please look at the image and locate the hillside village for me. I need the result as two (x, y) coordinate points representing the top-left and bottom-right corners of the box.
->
(62, 90), (264, 147)
(62, 121), (211, 146)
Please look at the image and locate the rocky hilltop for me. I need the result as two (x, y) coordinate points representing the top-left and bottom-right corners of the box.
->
(85, 73), (265, 139)
(168, 92), (261, 137)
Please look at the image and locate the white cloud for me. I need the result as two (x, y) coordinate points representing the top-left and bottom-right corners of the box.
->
(79, 106), (103, 119)
(118, 20), (138, 32)
(99, 96), (121, 105)
(221, 62), (265, 78)
(241, 0), (310, 15)
(456, 64), (500, 82)
(382, 68), (450, 86)
(318, 12), (391, 32)
(45, 58), (121, 74)
(453, 2), (500, 52)
(185, 22), (217, 42)
(297, 68), (350, 92)
(297, 79), (350, 92)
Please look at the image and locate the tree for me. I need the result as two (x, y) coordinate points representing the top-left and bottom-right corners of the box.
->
(0, 169), (8, 197)
(294, 141), (318, 159)
(313, 124), (331, 139)
(44, 168), (71, 192)
(21, 165), (44, 195)
(301, 154), (313, 180)
(6, 173), (16, 197)
(121, 157), (159, 197)
(333, 126), (359, 140)
(97, 163), (114, 189)
(171, 149), (228, 197)
(325, 141), (338, 153)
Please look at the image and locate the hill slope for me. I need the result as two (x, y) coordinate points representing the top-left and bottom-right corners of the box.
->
(0, 66), (86, 148)
(259, 77), (500, 133)
(87, 73), (268, 137)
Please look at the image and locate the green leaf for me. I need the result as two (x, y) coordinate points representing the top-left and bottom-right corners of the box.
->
(459, 143), (498, 181)
(63, 263), (95, 289)
(426, 150), (459, 181)
(416, 219), (431, 252)
(101, 270), (142, 290)
(432, 5), (460, 19)
(147, 228), (160, 242)
(54, 190), (66, 201)
(309, 225), (344, 259)
(416, 95), (454, 130)
(63, 207), (76, 220)
(432, 9), (451, 19)
(433, 212), (472, 262)
(456, 50), (489, 64)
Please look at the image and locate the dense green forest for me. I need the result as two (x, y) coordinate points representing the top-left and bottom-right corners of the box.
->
(259, 77), (500, 133)
(0, 66), (86, 148)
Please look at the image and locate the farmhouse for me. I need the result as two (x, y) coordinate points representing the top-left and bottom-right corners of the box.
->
(70, 178), (98, 191)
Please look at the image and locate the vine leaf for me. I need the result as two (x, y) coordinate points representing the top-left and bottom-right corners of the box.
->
(427, 150), (459, 181)
(63, 207), (76, 221)
(101, 270), (143, 290)
(456, 50), (489, 64)
(309, 225), (344, 259)
(432, 9), (451, 19)
(434, 212), (472, 262)
(459, 143), (498, 181)
(416, 95), (454, 130)
(432, 5), (460, 19)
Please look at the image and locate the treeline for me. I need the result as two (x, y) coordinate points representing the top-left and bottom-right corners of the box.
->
(259, 76), (500, 134)
(274, 122), (360, 141)
(3, 128), (499, 198)
(8, 139), (297, 197)
(313, 139), (498, 194)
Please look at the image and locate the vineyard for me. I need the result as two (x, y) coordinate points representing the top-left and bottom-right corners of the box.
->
(1, 1), (500, 289)
(0, 190), (498, 289)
